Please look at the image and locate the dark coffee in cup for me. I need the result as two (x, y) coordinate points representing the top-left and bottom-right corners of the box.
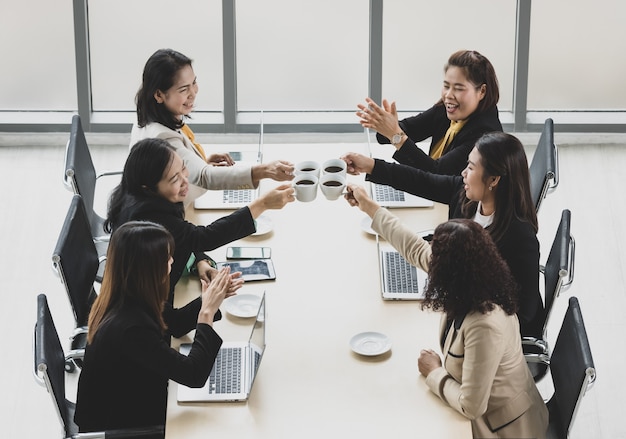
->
(301, 167), (315, 172)
(296, 179), (315, 185)
(324, 166), (343, 173)
(323, 180), (342, 187)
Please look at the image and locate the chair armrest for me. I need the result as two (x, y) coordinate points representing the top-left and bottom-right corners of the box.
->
(524, 352), (550, 364)
(96, 170), (123, 180)
(66, 348), (85, 362)
(585, 366), (597, 391)
(63, 139), (74, 191)
(561, 234), (575, 291)
(548, 142), (559, 192)
(522, 336), (549, 354)
(32, 323), (46, 387)
(65, 348), (86, 372)
(71, 326), (89, 339)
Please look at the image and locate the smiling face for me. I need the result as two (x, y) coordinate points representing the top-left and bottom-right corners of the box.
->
(156, 152), (189, 203)
(441, 66), (486, 122)
(154, 64), (198, 118)
(461, 147), (490, 202)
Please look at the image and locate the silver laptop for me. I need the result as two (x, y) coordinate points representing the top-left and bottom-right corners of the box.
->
(177, 293), (266, 402)
(364, 129), (433, 208)
(376, 234), (427, 300)
(193, 119), (264, 210)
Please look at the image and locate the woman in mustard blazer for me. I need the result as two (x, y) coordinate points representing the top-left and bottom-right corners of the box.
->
(345, 187), (548, 439)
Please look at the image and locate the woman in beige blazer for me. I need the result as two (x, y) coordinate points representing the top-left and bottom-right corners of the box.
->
(132, 49), (295, 203)
(345, 185), (548, 439)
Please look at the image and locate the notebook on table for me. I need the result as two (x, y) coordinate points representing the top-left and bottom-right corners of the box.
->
(364, 128), (433, 208)
(177, 292), (266, 402)
(193, 119), (264, 210)
(376, 234), (427, 301)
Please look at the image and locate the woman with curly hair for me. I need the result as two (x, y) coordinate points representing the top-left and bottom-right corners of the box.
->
(345, 186), (548, 438)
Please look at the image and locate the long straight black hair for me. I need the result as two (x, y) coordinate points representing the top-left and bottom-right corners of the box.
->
(105, 138), (177, 233)
(460, 132), (538, 243)
(88, 220), (175, 342)
(135, 48), (193, 130)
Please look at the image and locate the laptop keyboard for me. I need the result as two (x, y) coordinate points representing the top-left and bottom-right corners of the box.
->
(208, 347), (242, 394)
(223, 189), (254, 204)
(374, 184), (406, 202)
(383, 251), (420, 293)
(253, 350), (262, 374)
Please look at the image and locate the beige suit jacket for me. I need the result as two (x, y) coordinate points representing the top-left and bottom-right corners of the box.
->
(372, 208), (548, 438)
(130, 122), (255, 202)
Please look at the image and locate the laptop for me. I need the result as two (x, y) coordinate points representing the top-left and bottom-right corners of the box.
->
(177, 293), (266, 402)
(193, 119), (264, 210)
(376, 234), (427, 300)
(364, 129), (433, 208)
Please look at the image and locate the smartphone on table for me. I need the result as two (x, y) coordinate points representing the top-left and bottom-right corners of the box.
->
(226, 246), (271, 260)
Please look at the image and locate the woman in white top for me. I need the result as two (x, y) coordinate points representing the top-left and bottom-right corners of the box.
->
(132, 48), (295, 202)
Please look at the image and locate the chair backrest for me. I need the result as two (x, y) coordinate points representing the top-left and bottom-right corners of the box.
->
(52, 194), (99, 328)
(547, 296), (596, 439)
(35, 295), (166, 439)
(35, 294), (79, 438)
(529, 118), (558, 212)
(542, 209), (575, 334)
(65, 114), (106, 240)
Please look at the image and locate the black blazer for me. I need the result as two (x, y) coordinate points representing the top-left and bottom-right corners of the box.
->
(113, 195), (255, 292)
(112, 195), (256, 337)
(368, 162), (543, 337)
(376, 104), (502, 176)
(74, 300), (222, 433)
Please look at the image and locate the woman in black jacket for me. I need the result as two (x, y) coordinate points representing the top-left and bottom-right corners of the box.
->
(343, 132), (542, 338)
(105, 138), (294, 337)
(74, 221), (236, 434)
(356, 50), (501, 176)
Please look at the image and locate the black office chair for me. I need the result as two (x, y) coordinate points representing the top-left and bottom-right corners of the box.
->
(524, 209), (575, 380)
(64, 114), (121, 279)
(52, 194), (101, 371)
(34, 294), (165, 439)
(529, 118), (559, 213)
(541, 296), (596, 439)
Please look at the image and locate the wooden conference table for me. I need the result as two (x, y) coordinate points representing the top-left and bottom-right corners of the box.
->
(165, 142), (471, 438)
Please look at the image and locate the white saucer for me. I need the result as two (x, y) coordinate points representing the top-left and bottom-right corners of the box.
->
(223, 294), (263, 318)
(349, 332), (392, 356)
(360, 216), (377, 235)
(252, 214), (273, 236)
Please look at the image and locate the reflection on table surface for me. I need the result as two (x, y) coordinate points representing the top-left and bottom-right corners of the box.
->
(165, 143), (470, 438)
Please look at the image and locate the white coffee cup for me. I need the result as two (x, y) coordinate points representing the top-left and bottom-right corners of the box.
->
(319, 173), (346, 201)
(293, 174), (318, 202)
(295, 160), (320, 179)
(321, 158), (347, 178)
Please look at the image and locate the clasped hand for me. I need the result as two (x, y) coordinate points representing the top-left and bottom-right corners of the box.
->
(356, 97), (402, 140)
(418, 349), (442, 377)
(207, 152), (235, 166)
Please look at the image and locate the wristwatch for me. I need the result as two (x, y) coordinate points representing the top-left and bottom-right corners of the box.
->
(391, 131), (405, 147)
